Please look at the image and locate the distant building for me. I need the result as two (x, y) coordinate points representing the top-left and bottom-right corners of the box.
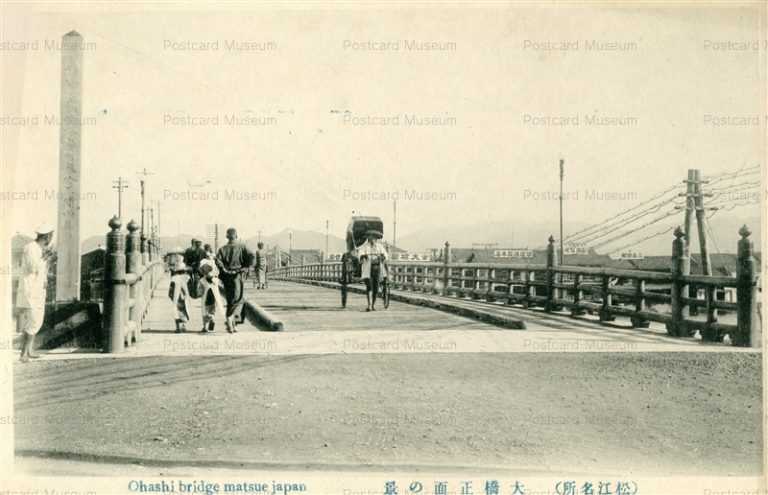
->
(287, 249), (323, 265)
(564, 243), (589, 256)
(609, 250), (644, 261)
(393, 251), (434, 261)
(493, 248), (534, 259)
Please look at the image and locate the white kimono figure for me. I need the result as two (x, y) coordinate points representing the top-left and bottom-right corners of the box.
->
(197, 261), (226, 332)
(16, 241), (48, 336)
(168, 261), (191, 332)
(199, 256), (219, 278)
(357, 240), (388, 281)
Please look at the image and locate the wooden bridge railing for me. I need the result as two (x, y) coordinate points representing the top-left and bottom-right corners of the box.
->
(271, 226), (761, 347)
(102, 216), (166, 353)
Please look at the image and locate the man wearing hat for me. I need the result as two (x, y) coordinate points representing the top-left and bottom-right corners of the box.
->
(215, 227), (255, 332)
(16, 224), (55, 362)
(357, 229), (388, 311)
(183, 239), (205, 298)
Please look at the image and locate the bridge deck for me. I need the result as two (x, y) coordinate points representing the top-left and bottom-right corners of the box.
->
(28, 278), (750, 359)
(12, 280), (761, 476)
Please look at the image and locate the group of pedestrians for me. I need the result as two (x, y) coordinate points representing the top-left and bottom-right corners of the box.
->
(168, 227), (255, 334)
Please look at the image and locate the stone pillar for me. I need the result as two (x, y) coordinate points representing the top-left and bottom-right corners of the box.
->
(103, 216), (127, 353)
(126, 220), (142, 343)
(735, 225), (759, 347)
(55, 31), (84, 302)
(668, 227), (690, 337)
(545, 235), (557, 312)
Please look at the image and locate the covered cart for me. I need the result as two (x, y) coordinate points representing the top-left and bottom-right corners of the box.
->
(340, 215), (390, 309)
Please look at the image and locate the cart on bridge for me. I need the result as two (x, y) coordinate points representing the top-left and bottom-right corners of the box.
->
(340, 215), (390, 309)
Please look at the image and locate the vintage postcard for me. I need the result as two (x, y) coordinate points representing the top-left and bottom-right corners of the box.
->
(0, 1), (765, 494)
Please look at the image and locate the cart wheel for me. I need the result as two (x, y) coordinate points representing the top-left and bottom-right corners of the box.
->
(341, 283), (348, 308)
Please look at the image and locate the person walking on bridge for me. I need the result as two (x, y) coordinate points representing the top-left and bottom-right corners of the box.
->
(184, 239), (205, 298)
(16, 224), (55, 362)
(255, 242), (267, 290)
(358, 230), (388, 312)
(216, 227), (254, 333)
(168, 254), (191, 333)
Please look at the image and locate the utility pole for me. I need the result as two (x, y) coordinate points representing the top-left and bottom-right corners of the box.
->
(148, 206), (154, 253)
(393, 198), (397, 251)
(139, 179), (146, 253)
(155, 200), (161, 251)
(681, 169), (695, 262)
(676, 169), (697, 314)
(139, 180), (145, 232)
(258, 229), (262, 243)
(137, 167), (154, 242)
(692, 169), (712, 276)
(325, 220), (329, 261)
(676, 168), (716, 318)
(289, 231), (294, 265)
(559, 158), (564, 264)
(112, 176), (129, 218)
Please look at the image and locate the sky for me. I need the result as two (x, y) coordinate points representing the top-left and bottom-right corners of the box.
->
(1, 2), (765, 248)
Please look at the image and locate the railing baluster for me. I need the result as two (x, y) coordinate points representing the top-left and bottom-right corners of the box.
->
(571, 273), (585, 317)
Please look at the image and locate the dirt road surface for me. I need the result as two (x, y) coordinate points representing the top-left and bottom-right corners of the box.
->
(12, 352), (761, 476)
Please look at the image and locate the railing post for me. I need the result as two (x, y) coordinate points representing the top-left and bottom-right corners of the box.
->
(140, 232), (149, 265)
(524, 270), (534, 308)
(598, 274), (615, 322)
(571, 273), (586, 316)
(485, 267), (494, 301)
(103, 216), (127, 353)
(630, 278), (650, 328)
(735, 225), (760, 347)
(545, 235), (557, 312)
(442, 241), (450, 296)
(126, 220), (142, 343)
(668, 226), (689, 337)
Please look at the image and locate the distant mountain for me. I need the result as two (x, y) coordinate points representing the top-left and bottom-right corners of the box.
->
(81, 233), (201, 254)
(246, 228), (346, 254)
(395, 220), (592, 252)
(81, 235), (105, 253)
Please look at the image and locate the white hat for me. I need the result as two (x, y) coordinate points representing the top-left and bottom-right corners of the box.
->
(35, 223), (55, 235)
